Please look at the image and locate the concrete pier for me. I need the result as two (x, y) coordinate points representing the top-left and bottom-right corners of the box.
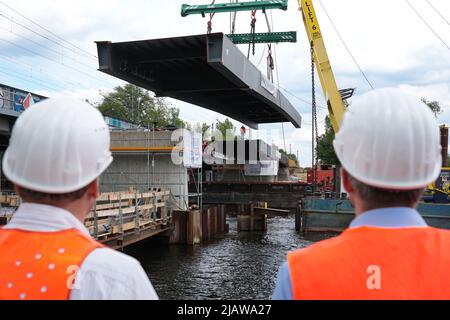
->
(237, 204), (268, 232)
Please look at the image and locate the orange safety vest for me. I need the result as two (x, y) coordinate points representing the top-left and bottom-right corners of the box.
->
(0, 228), (103, 300)
(288, 226), (450, 300)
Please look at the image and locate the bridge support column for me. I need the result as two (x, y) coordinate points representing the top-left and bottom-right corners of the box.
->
(237, 203), (267, 232)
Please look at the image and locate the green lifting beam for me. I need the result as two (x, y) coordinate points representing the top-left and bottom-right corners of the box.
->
(181, 0), (288, 17)
(227, 31), (297, 44)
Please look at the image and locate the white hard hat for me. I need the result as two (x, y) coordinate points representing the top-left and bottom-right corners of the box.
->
(2, 95), (113, 194)
(333, 88), (442, 190)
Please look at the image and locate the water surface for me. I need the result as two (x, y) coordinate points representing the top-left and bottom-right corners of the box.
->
(125, 216), (332, 300)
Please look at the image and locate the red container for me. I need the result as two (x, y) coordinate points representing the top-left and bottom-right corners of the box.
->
(307, 165), (335, 192)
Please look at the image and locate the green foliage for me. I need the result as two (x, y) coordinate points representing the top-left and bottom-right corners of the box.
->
(214, 118), (236, 140)
(97, 84), (185, 128)
(316, 115), (339, 165)
(194, 123), (211, 136)
(421, 97), (442, 117)
(279, 149), (298, 163)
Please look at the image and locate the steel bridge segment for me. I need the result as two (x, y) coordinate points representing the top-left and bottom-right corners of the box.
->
(96, 33), (302, 129)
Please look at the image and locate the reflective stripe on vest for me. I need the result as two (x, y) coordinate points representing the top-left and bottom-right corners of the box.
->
(0, 228), (103, 300)
(288, 226), (450, 300)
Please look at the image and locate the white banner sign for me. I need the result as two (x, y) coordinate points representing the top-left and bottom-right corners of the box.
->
(244, 160), (279, 176)
(184, 131), (203, 168)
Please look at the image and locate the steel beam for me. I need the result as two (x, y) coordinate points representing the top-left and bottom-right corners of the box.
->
(95, 33), (302, 129)
(227, 31), (297, 44)
(181, 0), (288, 17)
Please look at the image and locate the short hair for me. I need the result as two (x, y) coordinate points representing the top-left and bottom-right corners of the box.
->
(346, 172), (424, 209)
(17, 184), (91, 204)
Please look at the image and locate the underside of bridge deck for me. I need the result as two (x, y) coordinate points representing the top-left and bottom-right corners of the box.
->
(96, 33), (302, 129)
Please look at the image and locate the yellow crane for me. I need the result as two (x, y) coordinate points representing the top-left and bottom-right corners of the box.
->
(298, 0), (448, 202)
(297, 0), (345, 133)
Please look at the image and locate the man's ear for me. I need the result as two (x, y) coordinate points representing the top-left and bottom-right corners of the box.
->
(340, 167), (354, 193)
(88, 178), (100, 199)
(14, 184), (20, 195)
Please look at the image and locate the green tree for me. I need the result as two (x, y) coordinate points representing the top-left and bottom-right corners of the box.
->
(97, 84), (185, 128)
(193, 122), (210, 135)
(214, 118), (236, 140)
(279, 149), (298, 163)
(421, 97), (442, 117)
(316, 115), (339, 165)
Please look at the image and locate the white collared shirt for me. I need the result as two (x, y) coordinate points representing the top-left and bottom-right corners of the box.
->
(3, 203), (158, 300)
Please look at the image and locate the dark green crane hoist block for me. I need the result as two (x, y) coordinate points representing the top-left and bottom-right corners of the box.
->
(181, 0), (288, 17)
(227, 31), (297, 44)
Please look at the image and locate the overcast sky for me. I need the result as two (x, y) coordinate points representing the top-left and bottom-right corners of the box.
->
(0, 0), (449, 166)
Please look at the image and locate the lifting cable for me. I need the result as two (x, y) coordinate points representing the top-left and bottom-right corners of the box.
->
(318, 0), (375, 90)
(405, 0), (450, 50)
(230, 0), (238, 34)
(425, 0), (450, 27)
(263, 10), (275, 82)
(207, 0), (217, 34)
(268, 11), (286, 153)
(311, 43), (319, 190)
(267, 44), (274, 82)
(228, 4), (275, 80)
(247, 10), (257, 58)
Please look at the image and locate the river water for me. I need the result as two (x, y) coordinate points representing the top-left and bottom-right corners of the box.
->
(125, 216), (332, 300)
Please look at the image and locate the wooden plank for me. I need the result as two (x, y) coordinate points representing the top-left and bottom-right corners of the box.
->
(0, 194), (20, 206)
(92, 201), (129, 211)
(106, 190), (170, 201)
(84, 217), (110, 227)
(87, 224), (112, 236)
(254, 207), (290, 213)
(92, 216), (157, 236)
(0, 189), (170, 244)
(86, 202), (166, 219)
(112, 218), (159, 234)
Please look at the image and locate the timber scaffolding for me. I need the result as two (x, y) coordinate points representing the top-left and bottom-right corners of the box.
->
(0, 190), (230, 248)
(87, 188), (170, 249)
(0, 190), (171, 250)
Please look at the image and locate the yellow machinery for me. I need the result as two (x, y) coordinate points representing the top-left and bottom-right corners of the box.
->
(298, 0), (448, 203)
(297, 0), (346, 133)
(425, 167), (450, 203)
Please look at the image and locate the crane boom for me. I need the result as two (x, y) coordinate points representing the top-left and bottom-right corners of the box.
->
(297, 0), (345, 132)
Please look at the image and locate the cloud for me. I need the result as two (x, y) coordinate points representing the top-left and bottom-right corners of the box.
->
(398, 83), (450, 124)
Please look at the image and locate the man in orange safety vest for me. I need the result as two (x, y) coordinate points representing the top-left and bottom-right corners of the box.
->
(273, 88), (450, 300)
(0, 96), (158, 300)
